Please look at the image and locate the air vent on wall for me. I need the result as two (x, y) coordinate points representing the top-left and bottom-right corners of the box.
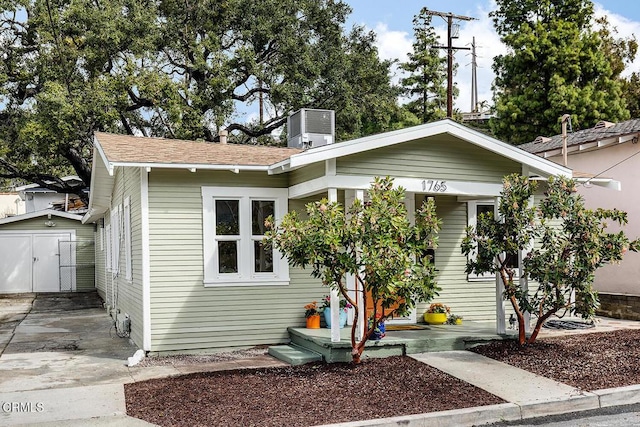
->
(594, 121), (615, 129)
(534, 136), (552, 144)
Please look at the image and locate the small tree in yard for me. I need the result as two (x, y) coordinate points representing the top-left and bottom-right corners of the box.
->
(266, 177), (441, 363)
(462, 174), (639, 346)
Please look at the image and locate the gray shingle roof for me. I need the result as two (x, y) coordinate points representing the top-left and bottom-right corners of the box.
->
(518, 119), (640, 154)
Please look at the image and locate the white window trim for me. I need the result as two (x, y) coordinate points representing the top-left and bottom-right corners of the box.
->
(111, 205), (121, 277)
(202, 186), (289, 287)
(105, 223), (112, 272)
(123, 197), (132, 282)
(99, 220), (105, 251)
(467, 199), (520, 282)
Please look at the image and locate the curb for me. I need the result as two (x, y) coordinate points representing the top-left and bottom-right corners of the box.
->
(316, 387), (640, 427)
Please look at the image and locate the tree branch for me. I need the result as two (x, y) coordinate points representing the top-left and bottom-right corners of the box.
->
(225, 116), (287, 139)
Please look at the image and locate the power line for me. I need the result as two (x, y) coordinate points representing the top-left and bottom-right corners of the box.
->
(426, 10), (476, 117)
(580, 141), (640, 186)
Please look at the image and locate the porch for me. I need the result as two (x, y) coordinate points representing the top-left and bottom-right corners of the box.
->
(269, 321), (516, 365)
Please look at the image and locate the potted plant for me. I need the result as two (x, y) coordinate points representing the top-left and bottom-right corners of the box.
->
(320, 295), (352, 328)
(424, 303), (450, 324)
(368, 312), (386, 340)
(304, 301), (321, 329)
(447, 314), (463, 325)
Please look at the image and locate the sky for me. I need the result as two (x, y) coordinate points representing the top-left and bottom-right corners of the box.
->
(343, 0), (640, 112)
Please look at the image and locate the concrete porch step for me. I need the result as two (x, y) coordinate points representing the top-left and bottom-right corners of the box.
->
(268, 344), (323, 366)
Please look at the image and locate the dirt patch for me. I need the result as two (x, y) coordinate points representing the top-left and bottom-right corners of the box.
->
(125, 355), (505, 427)
(138, 346), (269, 367)
(472, 329), (640, 391)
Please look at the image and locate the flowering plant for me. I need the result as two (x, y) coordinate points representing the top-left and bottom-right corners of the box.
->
(446, 314), (463, 324)
(304, 301), (320, 318)
(319, 295), (353, 312)
(426, 303), (450, 314)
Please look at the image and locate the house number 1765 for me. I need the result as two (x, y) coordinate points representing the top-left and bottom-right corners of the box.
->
(423, 180), (447, 192)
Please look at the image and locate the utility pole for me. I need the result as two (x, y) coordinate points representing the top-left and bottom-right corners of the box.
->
(426, 10), (476, 117)
(471, 37), (478, 113)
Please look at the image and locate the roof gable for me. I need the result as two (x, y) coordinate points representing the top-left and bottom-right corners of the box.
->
(0, 209), (82, 225)
(278, 119), (570, 178)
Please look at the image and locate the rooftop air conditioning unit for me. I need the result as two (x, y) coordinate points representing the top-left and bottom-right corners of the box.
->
(287, 108), (335, 149)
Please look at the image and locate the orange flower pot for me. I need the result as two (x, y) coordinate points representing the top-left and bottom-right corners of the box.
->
(306, 314), (321, 329)
(424, 312), (447, 325)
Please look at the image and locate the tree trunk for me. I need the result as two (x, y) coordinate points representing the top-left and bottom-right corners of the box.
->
(527, 311), (555, 345)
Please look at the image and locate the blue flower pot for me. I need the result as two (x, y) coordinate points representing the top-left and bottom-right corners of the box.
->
(369, 321), (385, 340)
(324, 309), (348, 328)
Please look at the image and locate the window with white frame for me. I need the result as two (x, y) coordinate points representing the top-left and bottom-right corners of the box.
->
(467, 200), (518, 281)
(124, 197), (132, 281)
(202, 187), (289, 286)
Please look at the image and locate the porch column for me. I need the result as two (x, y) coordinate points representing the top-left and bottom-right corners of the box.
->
(328, 188), (341, 343)
(494, 197), (506, 334)
(354, 189), (366, 341)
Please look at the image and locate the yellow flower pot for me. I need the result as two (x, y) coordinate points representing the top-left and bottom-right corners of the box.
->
(424, 312), (447, 325)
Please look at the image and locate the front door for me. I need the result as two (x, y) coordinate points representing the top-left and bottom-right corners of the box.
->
(33, 234), (69, 292)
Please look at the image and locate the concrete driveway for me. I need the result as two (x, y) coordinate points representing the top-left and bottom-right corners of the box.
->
(0, 292), (138, 393)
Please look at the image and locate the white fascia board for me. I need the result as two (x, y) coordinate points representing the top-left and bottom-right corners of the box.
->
(107, 161), (270, 173)
(286, 119), (571, 178)
(0, 209), (82, 225)
(84, 146), (113, 223)
(288, 175), (503, 199)
(94, 136), (114, 176)
(82, 208), (102, 224)
(269, 159), (292, 174)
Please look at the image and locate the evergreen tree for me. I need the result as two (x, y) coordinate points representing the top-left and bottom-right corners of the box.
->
(490, 0), (633, 144)
(400, 8), (448, 123)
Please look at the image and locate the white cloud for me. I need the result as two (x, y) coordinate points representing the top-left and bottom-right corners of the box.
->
(374, 23), (412, 63)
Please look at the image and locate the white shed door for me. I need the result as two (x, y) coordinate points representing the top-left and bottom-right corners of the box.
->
(33, 234), (67, 292)
(0, 235), (32, 293)
(0, 232), (73, 293)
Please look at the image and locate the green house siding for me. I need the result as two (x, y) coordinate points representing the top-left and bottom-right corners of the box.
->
(415, 195), (497, 321)
(102, 166), (145, 348)
(147, 170), (324, 353)
(336, 135), (521, 182)
(0, 216), (95, 291)
(288, 162), (325, 186)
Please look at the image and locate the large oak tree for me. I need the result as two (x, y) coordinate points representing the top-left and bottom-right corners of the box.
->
(0, 0), (402, 194)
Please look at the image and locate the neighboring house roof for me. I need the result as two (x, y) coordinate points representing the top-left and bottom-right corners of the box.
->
(518, 119), (640, 157)
(0, 209), (82, 225)
(15, 176), (84, 193)
(94, 132), (302, 173)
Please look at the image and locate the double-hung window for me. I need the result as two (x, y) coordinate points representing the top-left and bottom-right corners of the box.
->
(202, 187), (289, 286)
(467, 200), (519, 281)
